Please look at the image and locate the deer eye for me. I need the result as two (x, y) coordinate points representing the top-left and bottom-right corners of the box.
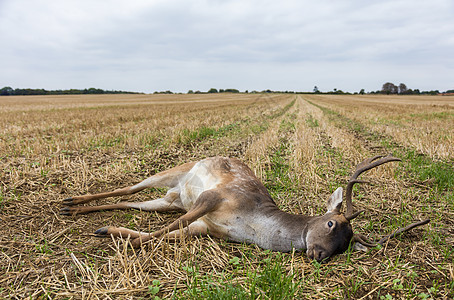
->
(328, 221), (334, 228)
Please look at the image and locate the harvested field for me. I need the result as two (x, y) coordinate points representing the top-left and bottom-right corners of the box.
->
(0, 93), (453, 299)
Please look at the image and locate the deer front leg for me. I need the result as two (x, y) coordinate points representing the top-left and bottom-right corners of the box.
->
(95, 219), (209, 241)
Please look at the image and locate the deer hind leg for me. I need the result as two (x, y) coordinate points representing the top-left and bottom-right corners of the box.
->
(60, 188), (185, 215)
(95, 189), (223, 247)
(62, 161), (197, 206)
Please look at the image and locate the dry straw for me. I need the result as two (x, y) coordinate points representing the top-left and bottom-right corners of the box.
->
(0, 93), (452, 298)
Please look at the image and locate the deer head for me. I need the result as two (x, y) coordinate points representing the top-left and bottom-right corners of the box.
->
(305, 187), (354, 261)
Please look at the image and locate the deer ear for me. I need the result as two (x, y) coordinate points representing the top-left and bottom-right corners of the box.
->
(326, 187), (343, 213)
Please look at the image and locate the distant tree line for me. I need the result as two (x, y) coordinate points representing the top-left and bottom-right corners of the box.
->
(155, 88), (242, 94)
(189, 88), (315, 94)
(2, 85), (451, 96)
(0, 86), (141, 96)
(188, 85), (449, 95)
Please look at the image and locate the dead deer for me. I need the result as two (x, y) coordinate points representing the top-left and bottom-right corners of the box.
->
(61, 155), (429, 262)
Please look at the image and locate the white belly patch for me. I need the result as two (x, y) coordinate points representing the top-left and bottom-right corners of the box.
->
(178, 161), (220, 209)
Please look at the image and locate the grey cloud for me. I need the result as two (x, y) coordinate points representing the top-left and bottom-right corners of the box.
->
(0, 0), (453, 92)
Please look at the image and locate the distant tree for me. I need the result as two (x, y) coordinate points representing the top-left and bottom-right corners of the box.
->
(398, 83), (408, 94)
(0, 86), (14, 95)
(382, 82), (398, 94)
(154, 90), (174, 94)
(86, 87), (104, 94)
(187, 90), (194, 94)
(359, 89), (365, 95)
(207, 88), (218, 93)
(313, 86), (320, 93)
(327, 88), (348, 95)
(224, 89), (240, 93)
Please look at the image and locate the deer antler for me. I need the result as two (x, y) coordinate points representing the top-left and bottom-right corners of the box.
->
(346, 155), (430, 249)
(376, 219), (430, 245)
(344, 154), (402, 220)
(352, 219), (430, 247)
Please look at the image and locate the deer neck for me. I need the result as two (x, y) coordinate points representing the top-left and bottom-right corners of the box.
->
(254, 207), (313, 252)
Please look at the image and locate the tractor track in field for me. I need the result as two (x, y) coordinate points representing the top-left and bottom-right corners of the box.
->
(304, 99), (390, 154)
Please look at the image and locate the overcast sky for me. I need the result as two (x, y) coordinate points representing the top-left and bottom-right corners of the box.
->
(1, 0), (453, 93)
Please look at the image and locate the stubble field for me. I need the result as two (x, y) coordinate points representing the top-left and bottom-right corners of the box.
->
(0, 93), (453, 299)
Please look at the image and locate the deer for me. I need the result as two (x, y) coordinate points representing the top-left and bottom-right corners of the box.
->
(61, 154), (429, 262)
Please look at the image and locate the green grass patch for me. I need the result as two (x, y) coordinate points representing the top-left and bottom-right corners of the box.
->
(409, 111), (454, 121)
(175, 252), (299, 299)
(88, 135), (126, 150)
(262, 118), (298, 199)
(177, 122), (241, 144)
(264, 142), (297, 197)
(305, 114), (319, 128)
(403, 150), (454, 191)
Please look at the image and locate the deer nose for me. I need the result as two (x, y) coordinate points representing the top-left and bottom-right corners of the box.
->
(307, 248), (327, 262)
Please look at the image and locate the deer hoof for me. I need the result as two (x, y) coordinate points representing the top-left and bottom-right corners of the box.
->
(94, 226), (110, 236)
(60, 206), (82, 215)
(59, 207), (72, 215)
(62, 197), (75, 206)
